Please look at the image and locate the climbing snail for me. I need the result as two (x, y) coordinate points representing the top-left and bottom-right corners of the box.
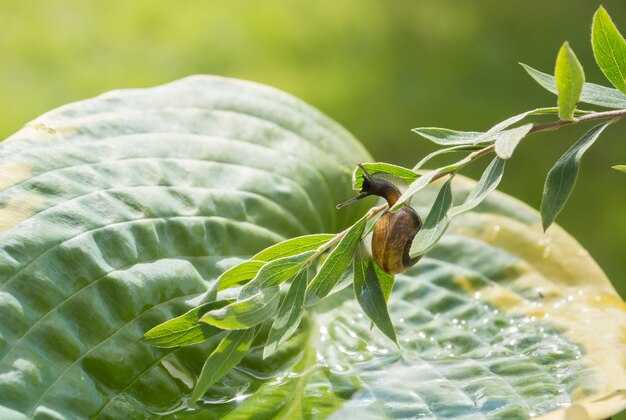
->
(336, 164), (423, 274)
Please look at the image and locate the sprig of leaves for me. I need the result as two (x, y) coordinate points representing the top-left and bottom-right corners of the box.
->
(145, 5), (626, 402)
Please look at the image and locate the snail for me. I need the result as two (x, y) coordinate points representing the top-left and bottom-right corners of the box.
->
(336, 164), (422, 274)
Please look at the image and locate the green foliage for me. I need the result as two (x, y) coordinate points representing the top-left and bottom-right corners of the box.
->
(614, 164), (626, 172)
(494, 124), (533, 159)
(592, 6), (626, 93)
(144, 299), (230, 348)
(264, 270), (308, 359)
(541, 122), (612, 231)
(449, 156), (506, 217)
(555, 42), (585, 120)
(409, 176), (454, 256)
(201, 287), (281, 329)
(521, 63), (626, 109)
(305, 216), (367, 306)
(353, 243), (397, 344)
(353, 162), (419, 189)
(191, 327), (257, 403)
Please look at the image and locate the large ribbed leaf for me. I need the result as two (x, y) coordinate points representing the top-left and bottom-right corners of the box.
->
(0, 76), (625, 420)
(0, 76), (369, 418)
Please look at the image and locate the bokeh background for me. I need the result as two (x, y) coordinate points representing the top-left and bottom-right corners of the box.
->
(2, 0), (625, 302)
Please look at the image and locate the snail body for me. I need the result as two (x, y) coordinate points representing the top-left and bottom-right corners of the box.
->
(337, 165), (422, 274)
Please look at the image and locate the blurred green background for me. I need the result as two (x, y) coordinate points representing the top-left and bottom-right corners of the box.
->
(2, 0), (625, 302)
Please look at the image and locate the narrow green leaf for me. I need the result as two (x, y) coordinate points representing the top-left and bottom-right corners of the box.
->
(251, 234), (335, 262)
(520, 62), (626, 109)
(592, 6), (626, 93)
(143, 299), (231, 348)
(217, 260), (265, 291)
(374, 261), (395, 303)
(190, 328), (256, 403)
(541, 122), (612, 231)
(474, 107), (557, 144)
(449, 157), (506, 218)
(200, 287), (280, 329)
(555, 42), (585, 121)
(239, 251), (314, 299)
(264, 270), (308, 359)
(305, 216), (367, 306)
(353, 243), (397, 344)
(352, 162), (419, 190)
(409, 176), (454, 257)
(494, 124), (533, 159)
(391, 168), (446, 211)
(412, 127), (490, 146)
(413, 144), (483, 171)
(613, 165), (626, 173)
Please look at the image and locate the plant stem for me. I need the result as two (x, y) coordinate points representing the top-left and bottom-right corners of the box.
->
(429, 108), (626, 183)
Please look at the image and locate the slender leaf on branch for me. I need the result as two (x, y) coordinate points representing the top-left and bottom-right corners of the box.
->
(520, 63), (626, 109)
(541, 121), (612, 231)
(494, 124), (533, 159)
(374, 262), (395, 303)
(200, 287), (281, 329)
(353, 162), (419, 189)
(264, 270), (308, 359)
(217, 260), (265, 291)
(592, 6), (626, 93)
(449, 157), (506, 218)
(412, 127), (491, 146)
(391, 168), (445, 211)
(144, 299), (231, 348)
(555, 42), (585, 120)
(474, 107), (557, 144)
(191, 328), (256, 403)
(353, 243), (397, 344)
(239, 251), (314, 299)
(409, 176), (454, 257)
(252, 234), (335, 262)
(305, 216), (367, 306)
(613, 165), (626, 173)
(413, 144), (483, 171)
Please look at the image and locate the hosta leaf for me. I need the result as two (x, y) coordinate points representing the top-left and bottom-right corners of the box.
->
(541, 122), (611, 231)
(217, 260), (265, 291)
(409, 176), (454, 257)
(239, 251), (314, 299)
(494, 124), (533, 159)
(190, 327), (256, 403)
(521, 63), (626, 108)
(613, 165), (626, 173)
(0, 76), (370, 417)
(252, 234), (335, 262)
(353, 243), (397, 344)
(143, 299), (231, 348)
(449, 156), (506, 217)
(352, 162), (419, 190)
(200, 286), (280, 329)
(264, 270), (308, 359)
(555, 42), (585, 121)
(305, 215), (367, 306)
(592, 6), (626, 93)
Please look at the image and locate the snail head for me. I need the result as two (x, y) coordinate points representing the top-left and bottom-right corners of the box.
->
(336, 164), (401, 209)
